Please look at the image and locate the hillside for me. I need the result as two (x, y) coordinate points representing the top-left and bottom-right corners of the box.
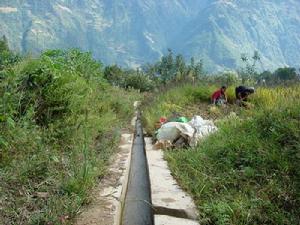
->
(142, 84), (300, 225)
(0, 0), (300, 70)
(175, 0), (300, 71)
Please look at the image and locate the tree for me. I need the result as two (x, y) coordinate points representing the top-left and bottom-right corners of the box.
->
(194, 60), (204, 80)
(175, 54), (186, 74)
(222, 71), (240, 86)
(257, 70), (273, 84)
(274, 67), (297, 81)
(0, 35), (9, 53)
(158, 49), (176, 83)
(190, 57), (195, 69)
(241, 53), (248, 62)
(252, 50), (261, 67)
(141, 50), (205, 85)
(124, 70), (154, 92)
(0, 35), (20, 70)
(239, 51), (261, 84)
(103, 65), (124, 86)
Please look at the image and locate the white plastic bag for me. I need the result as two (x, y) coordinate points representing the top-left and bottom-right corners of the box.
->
(188, 116), (218, 146)
(156, 122), (194, 142)
(156, 116), (218, 148)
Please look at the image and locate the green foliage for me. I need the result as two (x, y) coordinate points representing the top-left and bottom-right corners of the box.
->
(257, 70), (273, 83)
(0, 35), (20, 71)
(255, 68), (299, 85)
(154, 85), (300, 225)
(124, 70), (154, 92)
(238, 51), (261, 85)
(239, 51), (299, 85)
(0, 49), (141, 224)
(0, 35), (9, 52)
(142, 84), (217, 134)
(143, 50), (204, 85)
(104, 50), (298, 93)
(104, 65), (154, 91)
(1, 49), (105, 127)
(274, 67), (298, 81)
(104, 64), (125, 86)
(209, 71), (240, 87)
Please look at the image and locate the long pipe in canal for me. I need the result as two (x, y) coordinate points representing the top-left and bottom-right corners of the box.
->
(121, 111), (154, 225)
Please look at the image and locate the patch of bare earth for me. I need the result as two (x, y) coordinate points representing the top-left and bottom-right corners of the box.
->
(74, 133), (133, 225)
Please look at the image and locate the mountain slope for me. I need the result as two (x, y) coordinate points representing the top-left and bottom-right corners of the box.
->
(175, 0), (300, 71)
(0, 0), (299, 71)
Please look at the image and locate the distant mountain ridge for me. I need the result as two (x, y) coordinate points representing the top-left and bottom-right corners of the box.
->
(0, 0), (299, 71)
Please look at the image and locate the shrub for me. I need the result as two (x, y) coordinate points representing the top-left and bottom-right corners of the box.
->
(0, 49), (141, 224)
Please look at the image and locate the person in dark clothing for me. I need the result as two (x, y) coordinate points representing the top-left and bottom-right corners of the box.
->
(235, 86), (255, 106)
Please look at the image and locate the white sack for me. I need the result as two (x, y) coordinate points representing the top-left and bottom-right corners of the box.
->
(156, 122), (195, 142)
(156, 116), (218, 148)
(188, 116), (218, 147)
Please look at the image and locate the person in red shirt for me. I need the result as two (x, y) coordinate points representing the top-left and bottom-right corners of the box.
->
(211, 86), (227, 105)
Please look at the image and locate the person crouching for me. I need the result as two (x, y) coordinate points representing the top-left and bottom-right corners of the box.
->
(211, 86), (227, 106)
(235, 86), (255, 107)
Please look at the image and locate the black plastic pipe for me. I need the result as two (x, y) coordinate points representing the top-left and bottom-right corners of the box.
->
(122, 112), (154, 225)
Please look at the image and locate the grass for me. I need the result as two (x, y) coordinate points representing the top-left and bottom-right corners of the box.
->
(143, 83), (300, 225)
(142, 83), (238, 134)
(0, 50), (142, 224)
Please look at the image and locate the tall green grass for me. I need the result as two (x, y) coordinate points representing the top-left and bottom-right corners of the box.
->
(142, 83), (238, 134)
(143, 84), (300, 224)
(0, 49), (141, 224)
(142, 84), (217, 133)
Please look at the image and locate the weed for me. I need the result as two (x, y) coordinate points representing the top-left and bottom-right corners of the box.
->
(0, 49), (141, 224)
(144, 83), (300, 225)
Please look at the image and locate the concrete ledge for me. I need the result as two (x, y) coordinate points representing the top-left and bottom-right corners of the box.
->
(155, 215), (199, 225)
(145, 137), (199, 224)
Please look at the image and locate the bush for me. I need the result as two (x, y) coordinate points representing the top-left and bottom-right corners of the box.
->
(124, 72), (154, 92)
(104, 65), (155, 92)
(0, 49), (141, 224)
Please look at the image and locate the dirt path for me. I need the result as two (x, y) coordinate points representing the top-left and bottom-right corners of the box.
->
(74, 133), (133, 225)
(74, 103), (142, 225)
